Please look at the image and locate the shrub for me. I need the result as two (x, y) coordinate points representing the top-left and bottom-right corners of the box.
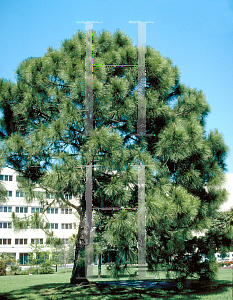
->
(106, 261), (128, 278)
(10, 265), (21, 275)
(28, 266), (39, 274)
(21, 270), (30, 275)
(198, 256), (219, 282)
(38, 260), (54, 274)
(0, 260), (6, 276)
(0, 253), (16, 276)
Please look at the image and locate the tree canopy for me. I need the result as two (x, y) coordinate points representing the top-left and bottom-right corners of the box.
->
(0, 29), (230, 284)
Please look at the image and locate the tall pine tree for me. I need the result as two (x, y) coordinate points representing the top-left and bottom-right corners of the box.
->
(0, 29), (229, 284)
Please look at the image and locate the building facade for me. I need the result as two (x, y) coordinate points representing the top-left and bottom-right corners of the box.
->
(0, 168), (78, 264)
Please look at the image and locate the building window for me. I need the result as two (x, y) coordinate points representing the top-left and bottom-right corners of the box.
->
(65, 194), (72, 200)
(46, 208), (58, 214)
(32, 225), (40, 229)
(61, 223), (72, 229)
(0, 175), (13, 181)
(15, 207), (28, 213)
(34, 191), (45, 199)
(0, 222), (12, 228)
(31, 207), (43, 213)
(19, 253), (28, 265)
(0, 238), (11, 245)
(31, 238), (43, 244)
(62, 238), (69, 244)
(16, 191), (25, 197)
(6, 191), (12, 197)
(15, 239), (27, 245)
(46, 193), (55, 199)
(0, 206), (12, 213)
(61, 208), (72, 214)
(47, 223), (58, 229)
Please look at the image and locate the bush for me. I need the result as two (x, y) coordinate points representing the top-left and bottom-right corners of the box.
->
(38, 260), (54, 274)
(0, 253), (16, 276)
(28, 266), (39, 274)
(106, 262), (128, 278)
(0, 261), (6, 276)
(10, 265), (21, 275)
(21, 270), (30, 275)
(198, 256), (219, 282)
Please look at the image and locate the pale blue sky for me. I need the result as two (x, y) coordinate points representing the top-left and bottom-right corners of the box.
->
(0, 0), (233, 172)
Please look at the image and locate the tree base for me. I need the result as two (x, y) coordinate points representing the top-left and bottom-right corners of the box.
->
(70, 277), (89, 285)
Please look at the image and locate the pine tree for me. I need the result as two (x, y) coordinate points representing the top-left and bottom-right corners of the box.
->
(0, 29), (229, 285)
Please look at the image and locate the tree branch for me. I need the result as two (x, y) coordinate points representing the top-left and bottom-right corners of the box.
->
(47, 80), (72, 88)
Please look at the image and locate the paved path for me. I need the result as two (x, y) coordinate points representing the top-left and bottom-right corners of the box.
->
(98, 280), (178, 289)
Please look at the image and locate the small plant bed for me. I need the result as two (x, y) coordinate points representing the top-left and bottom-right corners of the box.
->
(218, 261), (233, 268)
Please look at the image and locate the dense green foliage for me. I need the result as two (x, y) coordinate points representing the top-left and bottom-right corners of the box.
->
(0, 29), (230, 284)
(0, 253), (16, 276)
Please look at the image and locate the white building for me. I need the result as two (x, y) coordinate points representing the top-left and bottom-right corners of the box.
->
(1, 167), (232, 265)
(215, 252), (233, 262)
(0, 168), (78, 265)
(219, 173), (233, 211)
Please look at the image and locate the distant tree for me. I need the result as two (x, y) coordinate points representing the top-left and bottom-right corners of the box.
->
(28, 241), (45, 274)
(0, 253), (16, 276)
(198, 208), (233, 262)
(46, 237), (64, 272)
(207, 208), (232, 251)
(0, 29), (229, 285)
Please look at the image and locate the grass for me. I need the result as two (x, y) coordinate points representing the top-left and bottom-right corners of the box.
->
(0, 267), (232, 299)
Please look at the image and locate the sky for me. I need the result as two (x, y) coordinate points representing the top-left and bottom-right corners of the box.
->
(0, 0), (232, 182)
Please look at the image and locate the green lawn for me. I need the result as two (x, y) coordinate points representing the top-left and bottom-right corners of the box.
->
(0, 267), (232, 299)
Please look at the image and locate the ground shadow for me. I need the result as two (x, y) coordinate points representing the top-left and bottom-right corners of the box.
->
(1, 279), (232, 299)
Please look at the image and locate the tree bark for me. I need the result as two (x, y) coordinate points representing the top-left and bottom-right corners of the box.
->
(70, 211), (89, 284)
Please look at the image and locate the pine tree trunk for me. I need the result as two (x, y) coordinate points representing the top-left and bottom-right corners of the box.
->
(70, 212), (89, 284)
